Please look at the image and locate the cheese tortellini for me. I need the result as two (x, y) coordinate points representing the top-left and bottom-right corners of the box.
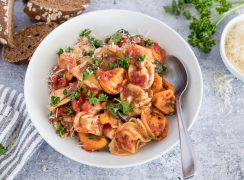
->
(48, 29), (177, 156)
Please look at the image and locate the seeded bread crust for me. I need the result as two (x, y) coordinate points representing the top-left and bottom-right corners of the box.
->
(0, 0), (14, 47)
(2, 22), (58, 64)
(24, 0), (91, 23)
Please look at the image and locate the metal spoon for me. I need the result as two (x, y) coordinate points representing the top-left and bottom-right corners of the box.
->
(164, 55), (196, 179)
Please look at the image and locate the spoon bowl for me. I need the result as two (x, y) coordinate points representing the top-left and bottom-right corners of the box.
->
(164, 55), (188, 96)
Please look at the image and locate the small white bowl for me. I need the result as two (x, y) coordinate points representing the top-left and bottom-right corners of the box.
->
(220, 14), (244, 82)
(25, 9), (203, 168)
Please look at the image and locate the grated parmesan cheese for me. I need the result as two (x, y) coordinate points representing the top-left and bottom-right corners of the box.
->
(225, 20), (244, 74)
(212, 73), (234, 106)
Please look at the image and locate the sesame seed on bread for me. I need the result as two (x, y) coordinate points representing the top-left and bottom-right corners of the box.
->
(0, 0), (14, 47)
(24, 0), (91, 23)
(2, 22), (58, 64)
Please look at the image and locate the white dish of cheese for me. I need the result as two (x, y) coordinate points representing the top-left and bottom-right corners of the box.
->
(220, 14), (244, 82)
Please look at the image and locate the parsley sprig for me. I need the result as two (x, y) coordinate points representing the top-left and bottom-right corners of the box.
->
(154, 61), (167, 75)
(56, 125), (66, 136)
(63, 88), (81, 100)
(164, 0), (244, 53)
(50, 96), (61, 106)
(86, 90), (108, 106)
(107, 98), (133, 120)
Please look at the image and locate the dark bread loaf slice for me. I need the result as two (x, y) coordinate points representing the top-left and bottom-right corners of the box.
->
(24, 0), (91, 23)
(0, 0), (14, 47)
(2, 22), (58, 64)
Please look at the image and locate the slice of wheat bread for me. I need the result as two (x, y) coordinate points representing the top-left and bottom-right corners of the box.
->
(24, 0), (91, 23)
(0, 0), (14, 47)
(2, 22), (58, 64)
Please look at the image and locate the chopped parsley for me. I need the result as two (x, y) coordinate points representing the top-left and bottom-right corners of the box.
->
(117, 56), (130, 69)
(144, 39), (153, 47)
(89, 37), (102, 48)
(154, 61), (167, 75)
(57, 48), (64, 56)
(63, 89), (81, 100)
(65, 107), (75, 116)
(77, 86), (82, 93)
(108, 63), (118, 70)
(112, 33), (122, 44)
(92, 58), (103, 67)
(107, 99), (133, 119)
(86, 90), (108, 106)
(83, 67), (96, 80)
(84, 50), (94, 57)
(48, 111), (53, 117)
(56, 125), (66, 136)
(135, 55), (146, 62)
(87, 134), (101, 140)
(50, 96), (61, 106)
(0, 143), (7, 156)
(80, 29), (92, 37)
(68, 91), (81, 100)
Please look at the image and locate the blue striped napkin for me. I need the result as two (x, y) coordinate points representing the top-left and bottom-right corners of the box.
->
(0, 85), (43, 179)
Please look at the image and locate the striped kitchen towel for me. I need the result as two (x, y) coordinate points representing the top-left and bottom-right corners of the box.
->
(0, 85), (43, 180)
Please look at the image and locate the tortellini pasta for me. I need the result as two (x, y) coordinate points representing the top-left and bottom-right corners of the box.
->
(48, 29), (177, 156)
(109, 118), (151, 155)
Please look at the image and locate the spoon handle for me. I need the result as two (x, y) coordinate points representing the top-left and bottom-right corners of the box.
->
(176, 96), (196, 179)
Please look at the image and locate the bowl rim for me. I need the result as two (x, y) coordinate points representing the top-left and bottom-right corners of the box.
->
(24, 9), (203, 168)
(220, 14), (244, 82)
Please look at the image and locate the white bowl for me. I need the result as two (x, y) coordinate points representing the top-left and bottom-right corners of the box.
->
(220, 14), (244, 82)
(25, 10), (203, 168)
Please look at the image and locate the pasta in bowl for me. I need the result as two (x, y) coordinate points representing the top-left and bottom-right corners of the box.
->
(25, 9), (203, 168)
(48, 29), (177, 155)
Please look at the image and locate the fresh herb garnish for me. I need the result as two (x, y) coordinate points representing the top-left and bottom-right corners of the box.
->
(63, 88), (81, 100)
(0, 143), (7, 156)
(86, 90), (108, 106)
(77, 86), (82, 93)
(135, 55), (146, 62)
(98, 93), (108, 102)
(117, 56), (130, 69)
(112, 33), (122, 44)
(80, 29), (92, 37)
(164, 0), (244, 53)
(68, 91), (81, 100)
(154, 61), (167, 75)
(144, 39), (153, 47)
(92, 58), (103, 67)
(108, 63), (118, 70)
(89, 37), (102, 48)
(48, 111), (53, 117)
(65, 107), (75, 116)
(87, 134), (101, 140)
(56, 125), (66, 136)
(83, 67), (95, 80)
(50, 96), (61, 106)
(107, 99), (133, 119)
(57, 48), (64, 56)
(84, 50), (94, 57)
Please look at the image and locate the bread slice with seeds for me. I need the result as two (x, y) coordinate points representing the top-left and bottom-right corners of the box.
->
(24, 0), (91, 23)
(2, 22), (58, 64)
(0, 0), (14, 47)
